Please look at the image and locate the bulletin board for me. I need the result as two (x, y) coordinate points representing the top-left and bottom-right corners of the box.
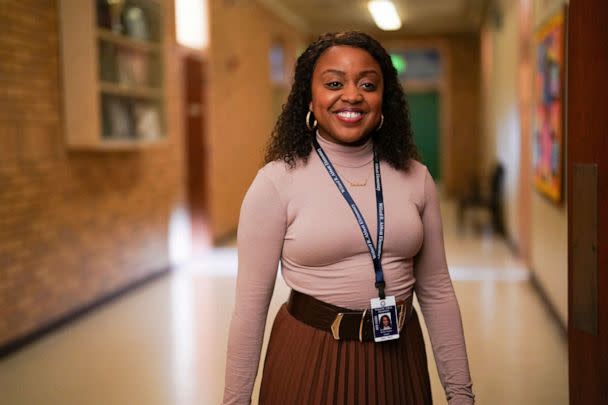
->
(533, 6), (566, 203)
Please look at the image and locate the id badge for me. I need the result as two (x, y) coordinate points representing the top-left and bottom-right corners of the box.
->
(370, 296), (400, 342)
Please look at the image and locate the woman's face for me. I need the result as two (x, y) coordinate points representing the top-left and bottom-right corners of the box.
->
(382, 316), (390, 327)
(310, 46), (384, 146)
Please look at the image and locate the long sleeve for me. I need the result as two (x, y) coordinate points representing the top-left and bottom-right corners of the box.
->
(222, 168), (287, 405)
(414, 168), (475, 404)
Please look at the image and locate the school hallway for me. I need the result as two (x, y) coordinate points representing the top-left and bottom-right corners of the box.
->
(0, 198), (567, 405)
(4, 0), (607, 403)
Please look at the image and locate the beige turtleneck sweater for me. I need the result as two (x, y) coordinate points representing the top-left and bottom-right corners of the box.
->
(222, 133), (474, 404)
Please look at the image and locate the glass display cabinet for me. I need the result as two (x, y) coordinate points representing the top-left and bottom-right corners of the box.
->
(59, 0), (167, 150)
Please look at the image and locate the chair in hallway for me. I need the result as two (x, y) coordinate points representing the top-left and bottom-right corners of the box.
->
(457, 163), (505, 236)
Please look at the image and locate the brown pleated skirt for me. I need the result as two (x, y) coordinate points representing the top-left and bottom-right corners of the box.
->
(259, 303), (433, 405)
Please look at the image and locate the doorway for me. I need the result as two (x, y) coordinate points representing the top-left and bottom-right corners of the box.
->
(389, 46), (445, 183)
(409, 90), (441, 180)
(183, 55), (209, 252)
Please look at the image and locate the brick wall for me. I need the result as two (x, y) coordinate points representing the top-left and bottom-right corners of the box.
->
(0, 1), (184, 346)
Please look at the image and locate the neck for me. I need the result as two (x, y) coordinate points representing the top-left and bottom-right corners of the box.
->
(315, 131), (374, 168)
(317, 131), (372, 147)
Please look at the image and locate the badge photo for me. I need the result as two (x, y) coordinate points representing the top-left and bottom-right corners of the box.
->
(370, 296), (400, 342)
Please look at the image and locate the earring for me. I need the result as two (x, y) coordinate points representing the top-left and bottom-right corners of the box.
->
(377, 114), (384, 131)
(306, 110), (318, 131)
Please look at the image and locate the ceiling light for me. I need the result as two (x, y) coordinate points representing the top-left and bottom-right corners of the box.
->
(367, 0), (402, 31)
(175, 0), (209, 49)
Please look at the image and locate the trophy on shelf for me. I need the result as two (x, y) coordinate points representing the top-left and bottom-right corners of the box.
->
(123, 6), (150, 41)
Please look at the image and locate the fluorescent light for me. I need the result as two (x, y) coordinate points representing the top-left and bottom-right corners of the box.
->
(367, 0), (402, 31)
(176, 0), (209, 49)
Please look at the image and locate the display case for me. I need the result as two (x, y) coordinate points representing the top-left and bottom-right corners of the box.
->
(59, 0), (167, 150)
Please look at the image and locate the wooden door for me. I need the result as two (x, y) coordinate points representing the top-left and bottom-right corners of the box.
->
(184, 56), (208, 250)
(567, 0), (608, 403)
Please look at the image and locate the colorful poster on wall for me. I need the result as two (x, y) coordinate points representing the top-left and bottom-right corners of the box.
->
(533, 7), (566, 203)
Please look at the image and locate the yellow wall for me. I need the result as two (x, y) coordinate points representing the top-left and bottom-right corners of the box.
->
(207, 0), (305, 242)
(530, 0), (568, 325)
(482, 0), (568, 325)
(445, 34), (481, 197)
(486, 0), (522, 244)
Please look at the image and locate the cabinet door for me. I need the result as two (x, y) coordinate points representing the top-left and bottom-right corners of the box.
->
(59, 0), (100, 148)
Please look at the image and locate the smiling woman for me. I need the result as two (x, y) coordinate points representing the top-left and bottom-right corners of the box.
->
(222, 31), (475, 405)
(264, 31), (418, 171)
(310, 46), (384, 146)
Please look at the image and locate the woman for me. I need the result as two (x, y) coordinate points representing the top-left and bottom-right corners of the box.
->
(380, 315), (392, 331)
(222, 32), (474, 405)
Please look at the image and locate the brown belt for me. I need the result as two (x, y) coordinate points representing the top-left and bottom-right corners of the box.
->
(286, 290), (414, 342)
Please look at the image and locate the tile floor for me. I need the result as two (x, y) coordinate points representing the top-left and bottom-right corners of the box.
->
(0, 200), (568, 404)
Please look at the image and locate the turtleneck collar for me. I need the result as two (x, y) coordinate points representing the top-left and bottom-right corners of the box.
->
(315, 131), (374, 168)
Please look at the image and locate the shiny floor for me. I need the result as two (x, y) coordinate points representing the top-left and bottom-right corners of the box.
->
(0, 200), (568, 405)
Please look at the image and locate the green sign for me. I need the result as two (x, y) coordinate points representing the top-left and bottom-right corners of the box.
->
(390, 54), (407, 76)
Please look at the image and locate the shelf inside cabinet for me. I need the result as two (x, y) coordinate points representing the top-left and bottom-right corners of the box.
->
(71, 138), (168, 151)
(99, 82), (162, 100)
(99, 138), (167, 150)
(60, 0), (167, 151)
(97, 28), (161, 53)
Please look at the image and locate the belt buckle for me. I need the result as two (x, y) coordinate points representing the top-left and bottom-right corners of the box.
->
(358, 309), (367, 342)
(397, 302), (406, 332)
(331, 313), (343, 340)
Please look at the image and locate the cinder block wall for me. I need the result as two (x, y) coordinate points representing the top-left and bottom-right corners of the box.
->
(0, 1), (184, 346)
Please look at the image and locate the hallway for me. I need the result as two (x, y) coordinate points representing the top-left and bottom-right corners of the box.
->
(0, 199), (568, 405)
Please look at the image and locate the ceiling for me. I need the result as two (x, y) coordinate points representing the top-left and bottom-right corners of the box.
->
(258, 0), (490, 36)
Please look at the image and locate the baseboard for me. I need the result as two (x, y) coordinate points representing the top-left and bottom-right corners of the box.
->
(504, 230), (520, 257)
(529, 269), (567, 341)
(214, 227), (238, 246)
(0, 266), (172, 360)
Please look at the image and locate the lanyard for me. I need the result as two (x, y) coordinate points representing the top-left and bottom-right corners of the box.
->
(312, 137), (386, 299)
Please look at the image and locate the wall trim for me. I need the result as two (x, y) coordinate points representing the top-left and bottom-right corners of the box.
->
(0, 266), (172, 360)
(214, 227), (238, 246)
(529, 268), (568, 340)
(505, 230), (520, 256)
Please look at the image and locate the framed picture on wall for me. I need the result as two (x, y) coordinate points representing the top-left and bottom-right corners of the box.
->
(533, 6), (566, 203)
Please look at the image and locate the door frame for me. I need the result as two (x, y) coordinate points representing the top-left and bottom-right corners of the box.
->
(567, 0), (608, 402)
(177, 45), (210, 252)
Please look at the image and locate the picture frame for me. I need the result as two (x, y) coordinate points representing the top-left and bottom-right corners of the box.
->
(533, 5), (566, 203)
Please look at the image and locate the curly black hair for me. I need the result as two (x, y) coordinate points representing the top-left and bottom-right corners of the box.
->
(264, 31), (418, 170)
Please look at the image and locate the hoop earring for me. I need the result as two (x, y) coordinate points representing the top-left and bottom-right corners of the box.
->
(377, 114), (384, 131)
(306, 110), (318, 131)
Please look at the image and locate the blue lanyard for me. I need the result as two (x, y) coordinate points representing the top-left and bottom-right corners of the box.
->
(312, 137), (386, 299)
